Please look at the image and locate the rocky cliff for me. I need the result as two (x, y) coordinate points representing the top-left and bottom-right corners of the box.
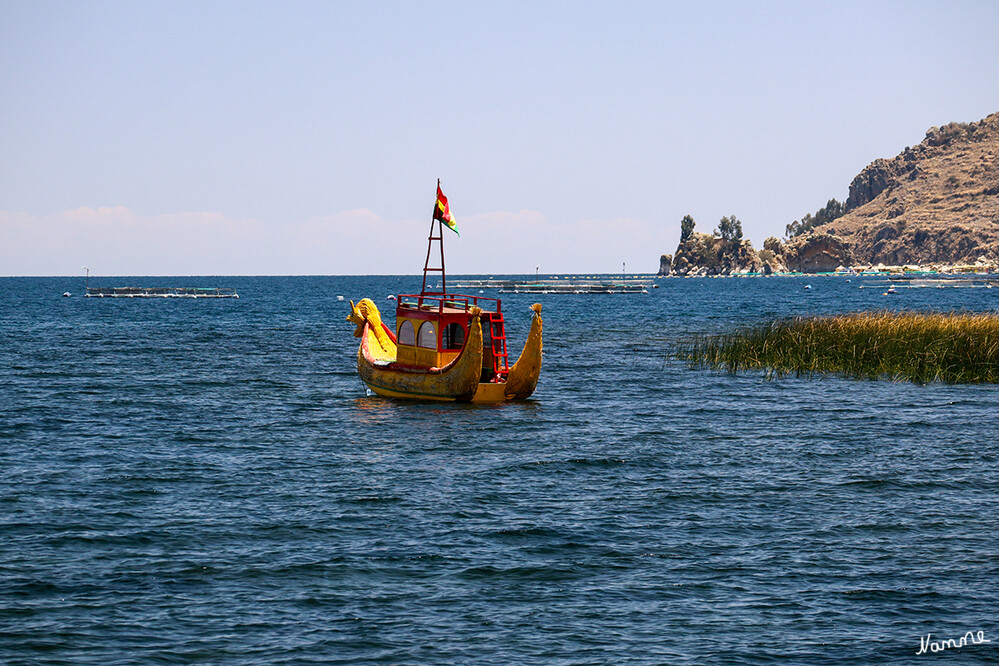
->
(663, 230), (788, 276)
(662, 111), (999, 274)
(666, 233), (772, 276)
(785, 111), (999, 270)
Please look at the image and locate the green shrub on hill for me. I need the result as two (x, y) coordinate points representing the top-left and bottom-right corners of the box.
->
(785, 199), (847, 239)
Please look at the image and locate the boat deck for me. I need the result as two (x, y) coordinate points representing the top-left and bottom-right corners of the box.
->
(397, 302), (495, 315)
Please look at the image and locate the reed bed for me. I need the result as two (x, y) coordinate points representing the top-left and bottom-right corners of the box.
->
(678, 310), (999, 383)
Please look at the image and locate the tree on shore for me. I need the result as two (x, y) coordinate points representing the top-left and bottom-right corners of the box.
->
(680, 215), (696, 243)
(785, 198), (846, 239)
(715, 215), (743, 250)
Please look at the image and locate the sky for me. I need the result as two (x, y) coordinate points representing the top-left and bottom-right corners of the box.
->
(3, 0), (999, 276)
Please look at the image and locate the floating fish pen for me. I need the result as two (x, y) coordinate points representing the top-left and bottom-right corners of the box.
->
(886, 276), (998, 289)
(85, 286), (239, 298)
(499, 283), (647, 294)
(452, 278), (651, 294)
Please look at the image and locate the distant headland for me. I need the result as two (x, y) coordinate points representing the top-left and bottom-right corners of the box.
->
(660, 110), (999, 275)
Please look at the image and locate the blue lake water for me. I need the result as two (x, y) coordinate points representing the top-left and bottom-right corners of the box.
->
(2, 275), (998, 664)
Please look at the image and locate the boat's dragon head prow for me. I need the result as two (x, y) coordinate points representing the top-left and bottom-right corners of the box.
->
(347, 298), (384, 338)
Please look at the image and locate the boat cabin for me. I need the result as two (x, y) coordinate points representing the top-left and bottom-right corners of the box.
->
(395, 293), (509, 381)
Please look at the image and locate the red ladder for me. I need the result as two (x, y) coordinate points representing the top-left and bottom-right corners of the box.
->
(488, 313), (509, 374)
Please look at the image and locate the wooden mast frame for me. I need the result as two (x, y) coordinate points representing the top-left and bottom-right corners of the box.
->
(421, 179), (446, 296)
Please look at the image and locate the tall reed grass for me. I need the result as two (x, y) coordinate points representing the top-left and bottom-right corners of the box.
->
(678, 310), (999, 383)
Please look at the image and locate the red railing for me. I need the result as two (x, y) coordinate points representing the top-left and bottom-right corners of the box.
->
(397, 293), (502, 314)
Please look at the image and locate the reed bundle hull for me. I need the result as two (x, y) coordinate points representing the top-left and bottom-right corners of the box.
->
(348, 298), (542, 403)
(345, 183), (543, 402)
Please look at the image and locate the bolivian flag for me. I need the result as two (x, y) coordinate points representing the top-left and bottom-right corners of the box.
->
(434, 183), (458, 236)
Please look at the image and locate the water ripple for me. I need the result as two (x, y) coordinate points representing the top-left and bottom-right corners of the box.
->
(2, 276), (998, 664)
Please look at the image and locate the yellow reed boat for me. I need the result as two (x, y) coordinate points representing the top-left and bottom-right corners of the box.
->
(346, 183), (543, 402)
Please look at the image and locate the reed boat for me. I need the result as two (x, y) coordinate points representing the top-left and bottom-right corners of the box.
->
(346, 182), (543, 402)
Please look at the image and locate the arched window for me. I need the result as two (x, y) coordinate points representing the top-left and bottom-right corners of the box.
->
(417, 322), (437, 349)
(398, 320), (416, 346)
(442, 322), (466, 350)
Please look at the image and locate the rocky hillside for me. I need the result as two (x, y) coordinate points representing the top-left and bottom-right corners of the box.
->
(666, 233), (757, 277)
(662, 110), (999, 274)
(661, 214), (788, 277)
(662, 234), (788, 277)
(784, 111), (999, 271)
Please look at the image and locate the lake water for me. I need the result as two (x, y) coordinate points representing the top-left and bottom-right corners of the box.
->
(2, 275), (997, 664)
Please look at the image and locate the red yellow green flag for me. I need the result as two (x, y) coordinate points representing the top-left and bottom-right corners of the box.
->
(433, 183), (458, 236)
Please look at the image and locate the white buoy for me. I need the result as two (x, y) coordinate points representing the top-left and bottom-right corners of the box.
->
(804, 284), (812, 290)
(62, 292), (71, 297)
(387, 295), (396, 300)
(337, 295), (344, 301)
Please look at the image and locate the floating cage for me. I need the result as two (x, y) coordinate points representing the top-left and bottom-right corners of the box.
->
(84, 287), (239, 298)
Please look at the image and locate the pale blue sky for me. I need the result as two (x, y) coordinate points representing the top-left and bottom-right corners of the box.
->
(3, 0), (999, 275)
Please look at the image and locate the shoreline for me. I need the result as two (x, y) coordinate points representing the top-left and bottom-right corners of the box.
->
(660, 261), (999, 278)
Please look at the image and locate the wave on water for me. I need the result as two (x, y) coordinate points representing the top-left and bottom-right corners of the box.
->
(1, 275), (997, 664)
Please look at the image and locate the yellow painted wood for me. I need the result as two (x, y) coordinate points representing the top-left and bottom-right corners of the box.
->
(397, 344), (438, 368)
(471, 382), (508, 403)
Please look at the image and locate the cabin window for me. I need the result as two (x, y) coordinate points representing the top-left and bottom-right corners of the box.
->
(398, 320), (416, 346)
(442, 322), (466, 350)
(417, 321), (437, 349)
